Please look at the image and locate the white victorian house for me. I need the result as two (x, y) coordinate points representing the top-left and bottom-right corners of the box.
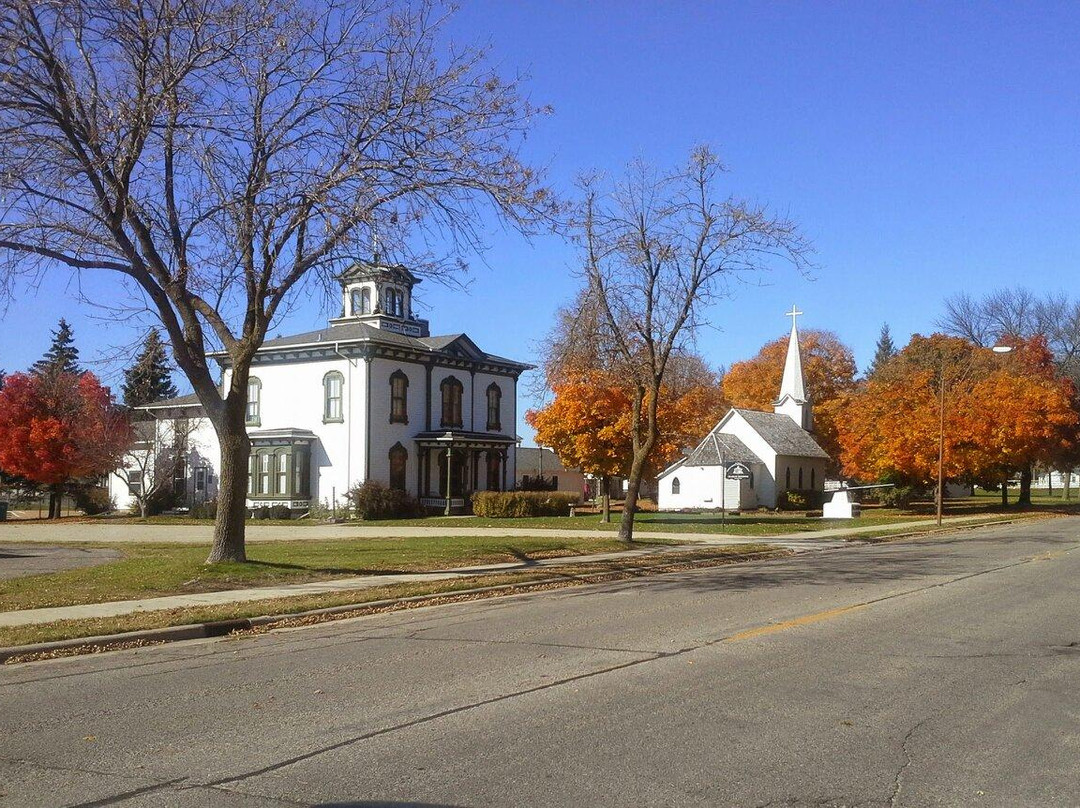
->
(110, 261), (530, 513)
(656, 307), (830, 511)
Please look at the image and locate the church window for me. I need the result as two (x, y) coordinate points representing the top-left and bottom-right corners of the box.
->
(350, 289), (362, 316)
(785, 467), (791, 489)
(672, 477), (681, 495)
(811, 469), (816, 489)
(384, 287), (404, 317)
(323, 371), (344, 423)
(361, 288), (372, 314)
(440, 376), (463, 428)
(798, 468), (804, 488)
(246, 378), (261, 426)
(389, 443), (408, 491)
(486, 383), (502, 430)
(390, 370), (409, 424)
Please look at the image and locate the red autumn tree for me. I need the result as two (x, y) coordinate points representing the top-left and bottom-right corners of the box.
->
(0, 372), (131, 517)
(831, 334), (1077, 506)
(722, 329), (857, 468)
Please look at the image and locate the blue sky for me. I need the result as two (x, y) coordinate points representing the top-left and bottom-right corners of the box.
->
(3, 2), (1080, 444)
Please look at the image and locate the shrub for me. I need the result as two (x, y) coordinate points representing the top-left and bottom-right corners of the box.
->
(70, 484), (114, 515)
(877, 485), (921, 508)
(472, 491), (580, 518)
(346, 480), (423, 520)
(777, 489), (826, 511)
(190, 499), (218, 520)
(254, 506), (271, 520)
(270, 504), (292, 520)
(135, 486), (181, 517)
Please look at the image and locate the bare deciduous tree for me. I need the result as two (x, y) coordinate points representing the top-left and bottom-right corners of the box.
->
(0, 0), (554, 561)
(570, 147), (811, 542)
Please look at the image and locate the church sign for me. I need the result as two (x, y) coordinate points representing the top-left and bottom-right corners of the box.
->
(725, 462), (752, 480)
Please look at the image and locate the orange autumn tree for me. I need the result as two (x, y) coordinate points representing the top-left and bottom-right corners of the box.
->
(831, 334), (1077, 505)
(527, 355), (728, 508)
(722, 329), (857, 467)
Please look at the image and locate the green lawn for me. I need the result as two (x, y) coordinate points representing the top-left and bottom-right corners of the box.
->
(0, 534), (673, 612)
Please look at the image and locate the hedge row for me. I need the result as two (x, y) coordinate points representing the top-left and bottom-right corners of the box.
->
(471, 491), (580, 518)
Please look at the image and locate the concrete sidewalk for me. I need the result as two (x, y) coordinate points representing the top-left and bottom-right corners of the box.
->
(0, 538), (847, 628)
(0, 514), (1018, 629)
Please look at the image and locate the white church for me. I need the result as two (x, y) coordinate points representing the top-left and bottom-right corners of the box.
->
(110, 260), (529, 513)
(656, 307), (830, 511)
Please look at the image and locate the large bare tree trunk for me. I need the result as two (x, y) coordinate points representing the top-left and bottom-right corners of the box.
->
(206, 404), (251, 563)
(617, 463), (645, 542)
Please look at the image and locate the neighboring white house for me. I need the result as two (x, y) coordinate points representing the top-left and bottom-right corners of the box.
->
(656, 307), (830, 511)
(110, 260), (530, 513)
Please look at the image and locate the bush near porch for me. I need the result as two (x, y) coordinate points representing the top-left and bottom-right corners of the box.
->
(472, 491), (580, 517)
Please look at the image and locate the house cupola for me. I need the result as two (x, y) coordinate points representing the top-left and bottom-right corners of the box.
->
(330, 259), (430, 337)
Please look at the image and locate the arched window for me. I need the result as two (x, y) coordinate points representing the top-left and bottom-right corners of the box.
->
(275, 450), (289, 494)
(486, 383), (502, 431)
(672, 477), (681, 495)
(258, 451), (271, 495)
(389, 443), (408, 491)
(293, 447), (310, 497)
(361, 287), (372, 314)
(486, 451), (501, 491)
(389, 370), (409, 424)
(798, 468), (804, 488)
(811, 469), (816, 489)
(785, 467), (791, 489)
(440, 376), (463, 428)
(246, 377), (261, 426)
(323, 371), (344, 423)
(350, 289), (363, 316)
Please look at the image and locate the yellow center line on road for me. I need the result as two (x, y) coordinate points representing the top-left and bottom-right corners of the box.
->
(725, 603), (867, 643)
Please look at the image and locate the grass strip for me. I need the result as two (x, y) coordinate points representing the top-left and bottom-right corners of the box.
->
(0, 535), (675, 611)
(0, 545), (783, 655)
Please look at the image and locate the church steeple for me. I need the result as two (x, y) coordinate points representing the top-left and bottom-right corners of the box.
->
(774, 304), (813, 431)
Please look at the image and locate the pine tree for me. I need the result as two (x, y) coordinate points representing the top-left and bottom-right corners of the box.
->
(866, 323), (898, 378)
(122, 328), (178, 407)
(31, 318), (81, 377)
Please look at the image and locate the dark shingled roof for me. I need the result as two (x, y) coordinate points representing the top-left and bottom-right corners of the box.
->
(252, 322), (530, 369)
(734, 409), (830, 459)
(684, 431), (758, 467)
(139, 392), (203, 410)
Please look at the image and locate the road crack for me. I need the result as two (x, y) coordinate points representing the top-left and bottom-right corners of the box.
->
(889, 718), (927, 807)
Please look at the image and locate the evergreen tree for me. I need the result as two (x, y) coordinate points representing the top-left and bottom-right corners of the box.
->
(32, 318), (81, 377)
(122, 328), (178, 407)
(866, 323), (898, 378)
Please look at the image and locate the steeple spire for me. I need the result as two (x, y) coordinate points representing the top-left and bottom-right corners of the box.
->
(774, 304), (812, 430)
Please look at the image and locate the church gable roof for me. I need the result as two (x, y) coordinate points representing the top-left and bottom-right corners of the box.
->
(733, 408), (829, 459)
(684, 430), (758, 467)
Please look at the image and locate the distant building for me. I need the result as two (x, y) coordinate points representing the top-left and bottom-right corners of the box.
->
(515, 447), (586, 496)
(110, 259), (530, 513)
(656, 306), (829, 510)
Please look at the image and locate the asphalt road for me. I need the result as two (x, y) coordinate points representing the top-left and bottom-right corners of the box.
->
(2, 519), (1078, 807)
